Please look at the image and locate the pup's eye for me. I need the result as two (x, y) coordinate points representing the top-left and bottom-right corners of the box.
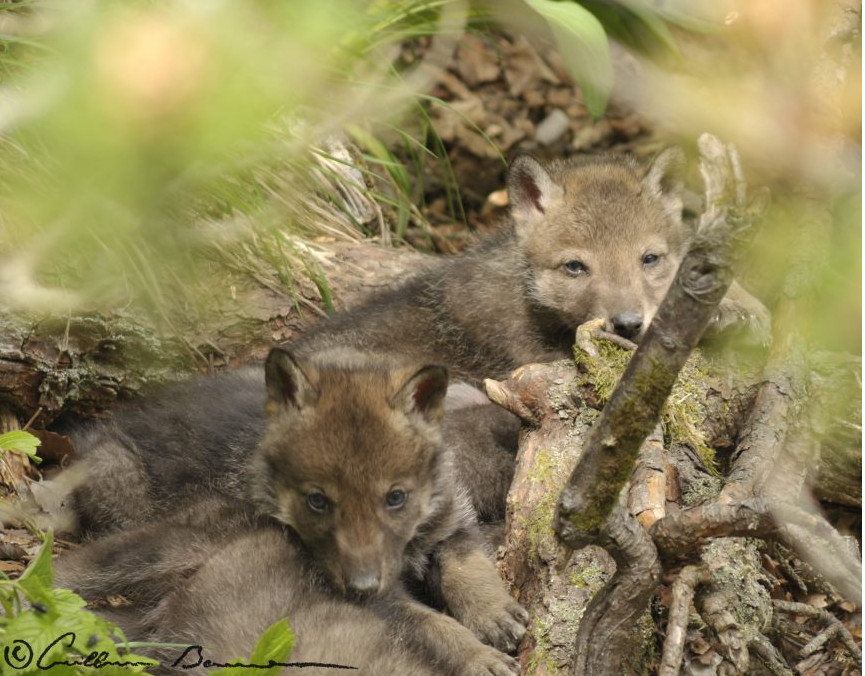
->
(642, 253), (661, 267)
(306, 491), (329, 513)
(385, 489), (407, 509)
(563, 260), (588, 275)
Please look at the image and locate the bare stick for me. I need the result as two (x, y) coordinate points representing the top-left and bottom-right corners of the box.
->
(773, 600), (862, 665)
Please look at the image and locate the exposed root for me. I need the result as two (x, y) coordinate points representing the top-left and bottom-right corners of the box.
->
(749, 633), (796, 676)
(658, 565), (710, 676)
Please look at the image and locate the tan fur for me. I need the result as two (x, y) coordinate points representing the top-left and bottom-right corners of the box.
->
(292, 150), (769, 383)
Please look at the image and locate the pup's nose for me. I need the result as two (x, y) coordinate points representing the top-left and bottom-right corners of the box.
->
(611, 312), (643, 340)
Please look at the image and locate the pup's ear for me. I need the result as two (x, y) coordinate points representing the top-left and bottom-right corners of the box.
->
(389, 364), (449, 425)
(264, 347), (319, 416)
(642, 146), (686, 221)
(507, 155), (563, 229)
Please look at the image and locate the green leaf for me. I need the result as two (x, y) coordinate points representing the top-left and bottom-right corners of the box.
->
(211, 618), (295, 676)
(522, 0), (613, 118)
(0, 430), (42, 464)
(16, 532), (54, 605)
(577, 0), (679, 57)
(346, 124), (412, 195)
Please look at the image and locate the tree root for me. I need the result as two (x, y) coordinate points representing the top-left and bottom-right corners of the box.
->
(658, 565), (709, 676)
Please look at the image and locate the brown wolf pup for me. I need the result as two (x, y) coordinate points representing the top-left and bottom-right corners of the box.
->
(56, 497), (498, 675)
(291, 149), (770, 383)
(65, 362), (516, 539)
(57, 348), (526, 675)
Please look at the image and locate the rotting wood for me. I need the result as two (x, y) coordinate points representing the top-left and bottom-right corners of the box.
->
(486, 361), (616, 675)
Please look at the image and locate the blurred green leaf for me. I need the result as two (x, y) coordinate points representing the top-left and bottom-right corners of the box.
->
(14, 531), (53, 605)
(211, 618), (296, 676)
(0, 430), (42, 463)
(522, 0), (613, 118)
(0, 0), (445, 319)
(578, 0), (679, 57)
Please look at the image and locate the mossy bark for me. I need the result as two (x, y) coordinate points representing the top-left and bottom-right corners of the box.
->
(486, 362), (617, 675)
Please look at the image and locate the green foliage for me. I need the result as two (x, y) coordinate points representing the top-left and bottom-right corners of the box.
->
(521, 0), (613, 118)
(0, 532), (158, 675)
(210, 618), (295, 676)
(0, 0), (458, 319)
(0, 430), (41, 464)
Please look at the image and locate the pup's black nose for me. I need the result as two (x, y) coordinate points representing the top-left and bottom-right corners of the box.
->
(611, 312), (643, 340)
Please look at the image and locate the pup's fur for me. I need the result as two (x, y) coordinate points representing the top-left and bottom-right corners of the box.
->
(291, 151), (770, 383)
(58, 348), (526, 675)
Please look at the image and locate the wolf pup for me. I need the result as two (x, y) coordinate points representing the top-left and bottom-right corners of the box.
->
(67, 360), (516, 538)
(291, 149), (770, 383)
(57, 497), (500, 676)
(59, 347), (526, 675)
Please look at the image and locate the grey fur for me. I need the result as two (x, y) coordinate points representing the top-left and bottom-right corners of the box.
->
(291, 150), (770, 382)
(58, 349), (527, 675)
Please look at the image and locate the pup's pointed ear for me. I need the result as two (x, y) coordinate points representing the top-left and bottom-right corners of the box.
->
(507, 155), (563, 226)
(389, 365), (449, 424)
(264, 348), (319, 416)
(642, 146), (686, 221)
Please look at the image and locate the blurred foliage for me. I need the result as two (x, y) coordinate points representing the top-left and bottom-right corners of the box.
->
(0, 521), (296, 676)
(0, 0), (858, 353)
(0, 0), (693, 324)
(0, 0), (469, 320)
(0, 531), (158, 675)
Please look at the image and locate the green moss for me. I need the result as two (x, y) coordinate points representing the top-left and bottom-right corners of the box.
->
(521, 447), (568, 560)
(565, 509), (604, 537)
(661, 355), (720, 474)
(567, 565), (604, 588)
(574, 337), (722, 476)
(528, 447), (559, 486)
(573, 338), (631, 402)
(525, 616), (556, 674)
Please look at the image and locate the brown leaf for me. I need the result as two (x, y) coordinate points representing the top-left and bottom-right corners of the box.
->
(837, 600), (858, 613)
(0, 560), (24, 575)
(454, 34), (500, 87)
(503, 35), (558, 97)
(690, 634), (713, 656)
(30, 429), (75, 464)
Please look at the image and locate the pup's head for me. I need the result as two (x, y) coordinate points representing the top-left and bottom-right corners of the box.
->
(254, 347), (451, 596)
(508, 148), (689, 341)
